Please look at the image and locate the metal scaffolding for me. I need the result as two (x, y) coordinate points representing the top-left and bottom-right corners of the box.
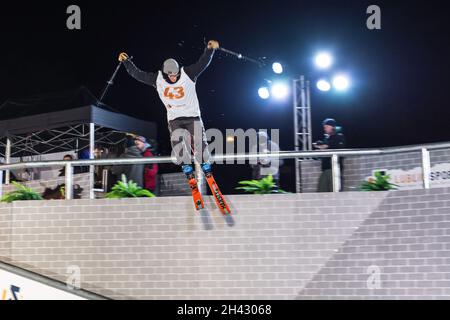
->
(293, 75), (313, 193)
(0, 124), (128, 198)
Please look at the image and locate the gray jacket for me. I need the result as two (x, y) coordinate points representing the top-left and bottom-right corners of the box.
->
(111, 146), (144, 187)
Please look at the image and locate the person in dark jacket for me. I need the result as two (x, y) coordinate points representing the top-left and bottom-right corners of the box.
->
(134, 136), (158, 193)
(111, 138), (144, 187)
(58, 154), (84, 177)
(313, 118), (346, 192)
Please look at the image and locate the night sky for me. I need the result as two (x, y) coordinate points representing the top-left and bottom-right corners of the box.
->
(1, 0), (449, 193)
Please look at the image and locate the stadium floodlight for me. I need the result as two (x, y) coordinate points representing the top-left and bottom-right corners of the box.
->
(258, 87), (270, 99)
(271, 82), (289, 99)
(332, 74), (350, 91)
(272, 62), (283, 74)
(316, 79), (331, 92)
(314, 52), (333, 69)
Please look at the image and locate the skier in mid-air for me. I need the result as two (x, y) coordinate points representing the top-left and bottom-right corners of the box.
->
(118, 40), (230, 215)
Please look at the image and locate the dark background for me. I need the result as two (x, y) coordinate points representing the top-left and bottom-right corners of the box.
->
(0, 0), (449, 193)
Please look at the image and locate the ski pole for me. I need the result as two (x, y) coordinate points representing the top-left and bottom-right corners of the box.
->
(217, 47), (265, 67)
(98, 56), (133, 103)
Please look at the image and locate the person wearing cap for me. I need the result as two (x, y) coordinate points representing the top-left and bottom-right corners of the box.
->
(118, 40), (219, 180)
(134, 135), (158, 194)
(313, 118), (346, 192)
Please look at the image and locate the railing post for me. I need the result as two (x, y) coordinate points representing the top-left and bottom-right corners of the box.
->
(5, 137), (11, 185)
(0, 170), (3, 198)
(421, 148), (431, 189)
(102, 169), (109, 192)
(65, 163), (73, 200)
(331, 154), (341, 192)
(293, 78), (301, 194)
(89, 123), (95, 199)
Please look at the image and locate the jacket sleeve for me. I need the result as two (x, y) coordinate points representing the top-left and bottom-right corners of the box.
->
(184, 48), (215, 82)
(328, 134), (346, 149)
(147, 163), (158, 176)
(123, 59), (158, 88)
(335, 134), (346, 149)
(144, 151), (158, 175)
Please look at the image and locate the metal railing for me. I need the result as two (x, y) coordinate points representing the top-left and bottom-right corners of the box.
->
(1, 141), (449, 199)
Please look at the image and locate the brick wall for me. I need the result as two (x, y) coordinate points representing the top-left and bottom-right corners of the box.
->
(0, 204), (11, 261)
(159, 172), (206, 196)
(158, 173), (190, 196)
(0, 192), (387, 300)
(296, 187), (450, 299)
(2, 188), (450, 300)
(299, 160), (322, 193)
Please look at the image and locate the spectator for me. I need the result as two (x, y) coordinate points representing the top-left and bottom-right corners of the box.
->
(314, 118), (346, 192)
(111, 137), (144, 187)
(250, 131), (283, 185)
(58, 154), (83, 177)
(94, 146), (106, 159)
(93, 146), (110, 190)
(134, 136), (159, 194)
(77, 148), (90, 174)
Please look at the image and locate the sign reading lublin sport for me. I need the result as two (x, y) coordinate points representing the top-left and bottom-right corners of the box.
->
(367, 163), (450, 190)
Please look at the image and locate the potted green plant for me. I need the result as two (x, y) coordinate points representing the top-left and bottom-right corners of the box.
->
(1, 181), (44, 203)
(106, 175), (155, 198)
(360, 171), (398, 191)
(235, 175), (287, 194)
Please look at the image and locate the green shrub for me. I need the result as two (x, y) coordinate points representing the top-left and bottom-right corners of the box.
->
(1, 181), (44, 203)
(361, 171), (398, 191)
(235, 175), (287, 195)
(106, 175), (155, 198)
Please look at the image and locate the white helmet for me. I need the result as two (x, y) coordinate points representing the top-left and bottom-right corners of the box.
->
(163, 58), (179, 75)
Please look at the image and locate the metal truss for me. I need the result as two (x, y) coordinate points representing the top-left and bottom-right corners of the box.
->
(0, 124), (128, 158)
